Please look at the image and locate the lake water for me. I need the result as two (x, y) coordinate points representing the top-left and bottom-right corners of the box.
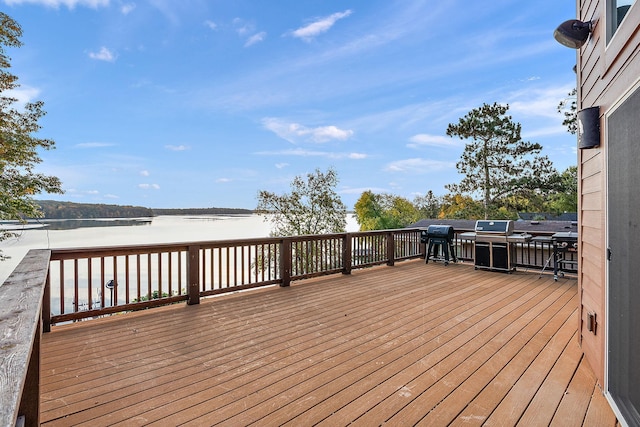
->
(0, 214), (360, 284)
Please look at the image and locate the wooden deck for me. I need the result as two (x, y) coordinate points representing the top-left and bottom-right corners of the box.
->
(40, 260), (617, 426)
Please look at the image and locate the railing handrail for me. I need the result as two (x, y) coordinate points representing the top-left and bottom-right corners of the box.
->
(0, 249), (51, 427)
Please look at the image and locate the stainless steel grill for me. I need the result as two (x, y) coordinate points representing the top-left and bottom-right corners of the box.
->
(473, 220), (531, 272)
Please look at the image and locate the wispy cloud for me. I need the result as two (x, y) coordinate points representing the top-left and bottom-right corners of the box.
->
(407, 134), (461, 149)
(255, 148), (366, 160)
(385, 158), (455, 174)
(139, 170), (150, 176)
(5, 86), (40, 108)
(4, 0), (108, 8)
(165, 144), (190, 151)
(216, 178), (232, 183)
(340, 186), (389, 195)
(204, 20), (217, 30)
(74, 142), (115, 148)
(233, 18), (254, 36)
(275, 163), (289, 169)
(245, 31), (266, 47)
(121, 2), (135, 14)
(88, 46), (116, 62)
(290, 10), (352, 41)
(262, 118), (354, 144)
(138, 183), (160, 190)
(507, 84), (575, 119)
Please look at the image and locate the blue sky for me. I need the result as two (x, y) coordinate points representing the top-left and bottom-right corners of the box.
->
(5, 0), (578, 209)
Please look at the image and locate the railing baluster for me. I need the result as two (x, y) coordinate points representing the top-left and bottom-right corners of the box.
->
(99, 257), (105, 308)
(124, 255), (131, 304)
(59, 261), (64, 315)
(136, 254), (141, 303)
(87, 258), (93, 310)
(73, 259), (79, 313)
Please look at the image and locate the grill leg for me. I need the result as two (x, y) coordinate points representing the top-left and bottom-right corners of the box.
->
(449, 242), (458, 263)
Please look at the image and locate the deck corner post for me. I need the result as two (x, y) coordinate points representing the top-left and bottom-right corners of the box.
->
(280, 238), (291, 287)
(187, 245), (200, 305)
(387, 231), (395, 266)
(342, 233), (352, 275)
(18, 313), (41, 427)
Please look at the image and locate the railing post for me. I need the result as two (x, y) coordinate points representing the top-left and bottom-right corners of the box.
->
(187, 245), (200, 305)
(280, 238), (291, 287)
(387, 231), (395, 266)
(342, 233), (352, 275)
(43, 271), (51, 333)
(18, 314), (41, 427)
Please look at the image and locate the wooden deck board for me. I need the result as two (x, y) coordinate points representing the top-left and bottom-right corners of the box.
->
(39, 260), (616, 426)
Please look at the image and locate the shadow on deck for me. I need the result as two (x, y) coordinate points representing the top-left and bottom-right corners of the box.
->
(40, 260), (616, 426)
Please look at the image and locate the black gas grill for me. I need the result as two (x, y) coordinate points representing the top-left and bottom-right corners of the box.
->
(473, 220), (531, 272)
(420, 225), (457, 265)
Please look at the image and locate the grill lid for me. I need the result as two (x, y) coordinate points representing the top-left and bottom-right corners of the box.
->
(474, 220), (514, 235)
(426, 225), (455, 240)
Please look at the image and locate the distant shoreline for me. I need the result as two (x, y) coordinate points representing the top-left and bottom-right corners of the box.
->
(32, 200), (254, 220)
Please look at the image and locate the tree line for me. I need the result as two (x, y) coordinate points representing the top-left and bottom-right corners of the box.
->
(34, 201), (254, 219)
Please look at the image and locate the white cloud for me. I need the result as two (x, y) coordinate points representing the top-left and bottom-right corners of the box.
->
(4, 0), (108, 7)
(507, 84), (575, 119)
(138, 183), (160, 190)
(384, 158), (455, 174)
(121, 2), (135, 14)
(275, 163), (289, 169)
(5, 86), (40, 108)
(255, 148), (363, 160)
(233, 18), (253, 36)
(88, 46), (116, 62)
(139, 170), (150, 177)
(74, 142), (115, 148)
(340, 186), (389, 195)
(407, 134), (460, 149)
(165, 144), (190, 151)
(204, 20), (217, 30)
(216, 178), (232, 183)
(262, 118), (354, 144)
(104, 194), (119, 199)
(290, 10), (352, 41)
(245, 31), (267, 47)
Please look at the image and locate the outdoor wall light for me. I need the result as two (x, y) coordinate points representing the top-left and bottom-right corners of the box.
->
(554, 19), (594, 48)
(577, 106), (600, 149)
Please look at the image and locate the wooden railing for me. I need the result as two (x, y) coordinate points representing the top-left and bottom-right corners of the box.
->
(0, 249), (50, 427)
(0, 227), (576, 426)
(42, 229), (424, 327)
(41, 228), (574, 328)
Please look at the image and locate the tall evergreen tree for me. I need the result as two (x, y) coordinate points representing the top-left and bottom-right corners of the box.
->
(445, 102), (557, 219)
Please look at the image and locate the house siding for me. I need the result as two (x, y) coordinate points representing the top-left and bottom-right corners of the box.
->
(577, 0), (640, 388)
